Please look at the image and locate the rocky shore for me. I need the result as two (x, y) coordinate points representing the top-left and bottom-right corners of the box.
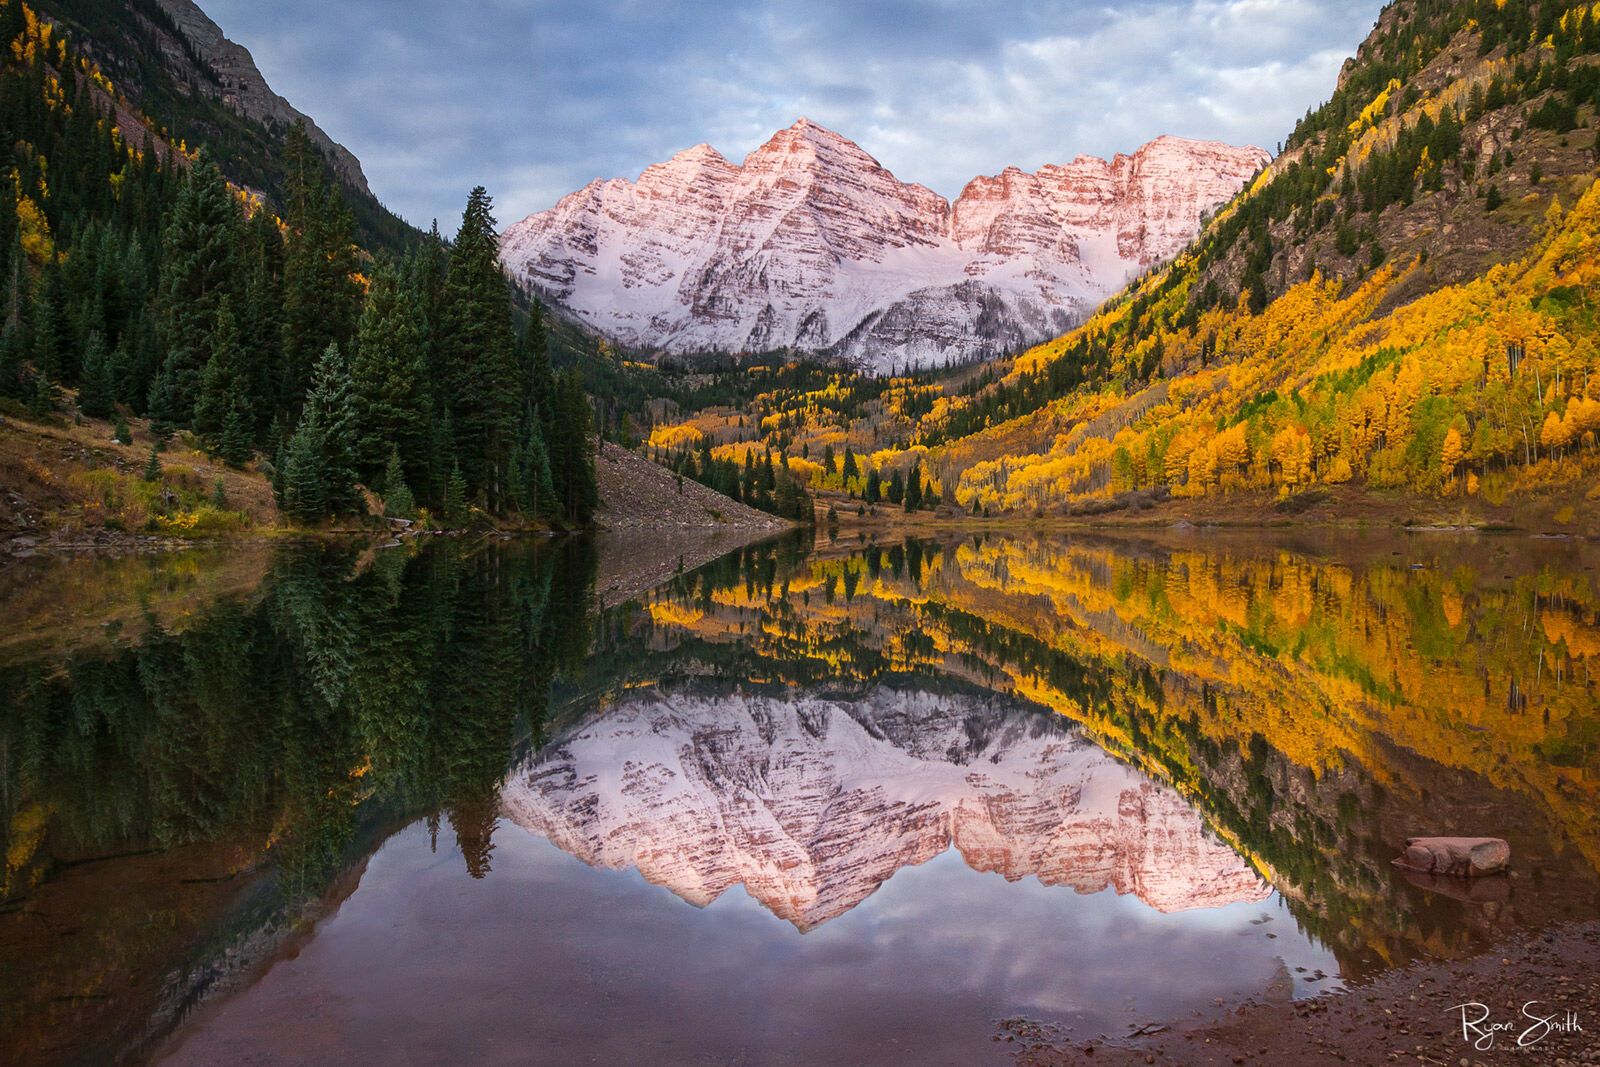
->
(1003, 922), (1600, 1065)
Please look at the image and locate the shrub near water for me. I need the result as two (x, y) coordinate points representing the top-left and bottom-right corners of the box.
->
(67, 464), (253, 534)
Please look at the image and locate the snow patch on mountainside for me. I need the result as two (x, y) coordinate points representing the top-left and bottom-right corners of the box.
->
(500, 120), (1267, 372)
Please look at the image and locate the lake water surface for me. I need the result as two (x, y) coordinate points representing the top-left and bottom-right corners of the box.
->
(2, 529), (1596, 1063)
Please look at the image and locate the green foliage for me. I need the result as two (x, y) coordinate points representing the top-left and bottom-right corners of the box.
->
(350, 263), (428, 486)
(76, 332), (114, 419)
(382, 447), (415, 517)
(141, 442), (160, 482)
(153, 155), (238, 427)
(439, 187), (518, 509)
(280, 412), (328, 521)
(443, 461), (468, 527)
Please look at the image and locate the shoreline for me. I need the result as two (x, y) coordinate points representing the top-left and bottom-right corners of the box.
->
(1006, 921), (1600, 1065)
(5, 508), (1596, 567)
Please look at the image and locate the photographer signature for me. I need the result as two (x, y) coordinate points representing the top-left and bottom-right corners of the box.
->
(1446, 1001), (1583, 1050)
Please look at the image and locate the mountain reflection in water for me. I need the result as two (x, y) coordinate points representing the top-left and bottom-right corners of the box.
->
(506, 684), (1269, 928)
(0, 527), (1596, 1064)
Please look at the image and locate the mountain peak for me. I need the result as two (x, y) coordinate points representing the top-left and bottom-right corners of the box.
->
(502, 127), (1263, 371)
(744, 117), (884, 174)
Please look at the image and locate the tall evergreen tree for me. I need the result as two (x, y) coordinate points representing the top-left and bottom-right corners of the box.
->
(194, 296), (248, 440)
(76, 331), (114, 419)
(437, 187), (518, 509)
(904, 459), (923, 511)
(281, 343), (362, 521)
(279, 124), (361, 414)
(152, 154), (238, 430)
(551, 368), (597, 524)
(350, 263), (429, 487)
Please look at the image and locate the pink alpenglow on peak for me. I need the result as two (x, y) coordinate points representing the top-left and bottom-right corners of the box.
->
(500, 120), (1267, 372)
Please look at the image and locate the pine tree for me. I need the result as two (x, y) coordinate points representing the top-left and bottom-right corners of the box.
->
(194, 296), (247, 439)
(281, 412), (328, 521)
(27, 370), (57, 416)
(153, 154), (238, 428)
(279, 125), (361, 412)
(382, 447), (415, 517)
(219, 410), (252, 467)
(444, 461), (468, 527)
(865, 468), (881, 503)
(31, 260), (69, 381)
(350, 263), (429, 485)
(112, 411), (132, 445)
(550, 368), (597, 523)
(142, 442), (162, 482)
(904, 459), (923, 511)
(437, 187), (517, 508)
(299, 342), (361, 515)
(514, 413), (555, 519)
(77, 331), (114, 419)
(887, 469), (904, 505)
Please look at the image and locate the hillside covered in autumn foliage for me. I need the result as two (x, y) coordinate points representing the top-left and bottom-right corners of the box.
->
(631, 0), (1600, 528)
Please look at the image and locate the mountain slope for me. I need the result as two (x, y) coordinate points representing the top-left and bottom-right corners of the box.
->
(921, 0), (1600, 516)
(501, 120), (1265, 372)
(32, 0), (420, 254)
(639, 0), (1600, 523)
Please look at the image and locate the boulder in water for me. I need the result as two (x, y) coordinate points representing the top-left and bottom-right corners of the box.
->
(1393, 837), (1509, 877)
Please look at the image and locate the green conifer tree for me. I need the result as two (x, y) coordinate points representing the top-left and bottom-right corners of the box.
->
(194, 296), (247, 439)
(281, 413), (328, 521)
(438, 187), (518, 509)
(77, 331), (114, 419)
(444, 461), (468, 527)
(299, 342), (362, 515)
(350, 263), (429, 485)
(382, 447), (415, 517)
(904, 460), (923, 511)
(153, 154), (238, 428)
(219, 410), (252, 467)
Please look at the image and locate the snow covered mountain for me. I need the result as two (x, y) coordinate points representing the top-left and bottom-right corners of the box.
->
(499, 686), (1270, 929)
(499, 120), (1267, 372)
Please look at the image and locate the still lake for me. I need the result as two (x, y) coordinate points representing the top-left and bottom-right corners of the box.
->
(1, 528), (1596, 1064)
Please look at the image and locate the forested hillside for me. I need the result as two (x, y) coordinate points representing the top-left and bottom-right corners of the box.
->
(0, 0), (597, 530)
(639, 0), (1600, 527)
(29, 0), (418, 254)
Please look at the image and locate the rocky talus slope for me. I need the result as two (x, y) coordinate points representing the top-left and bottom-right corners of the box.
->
(501, 120), (1266, 371)
(499, 685), (1269, 928)
(593, 440), (790, 531)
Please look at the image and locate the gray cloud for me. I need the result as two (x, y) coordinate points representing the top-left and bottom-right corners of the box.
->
(199, 0), (1385, 234)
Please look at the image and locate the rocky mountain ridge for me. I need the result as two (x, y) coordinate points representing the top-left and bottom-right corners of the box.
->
(500, 120), (1267, 372)
(149, 0), (370, 196)
(499, 685), (1270, 928)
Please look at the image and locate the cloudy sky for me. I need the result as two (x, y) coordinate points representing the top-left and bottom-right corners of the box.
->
(198, 0), (1387, 234)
